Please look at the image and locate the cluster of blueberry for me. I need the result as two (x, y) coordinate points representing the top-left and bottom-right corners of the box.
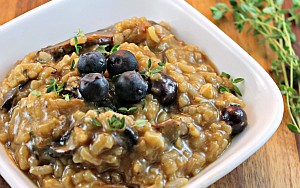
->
(77, 49), (177, 109)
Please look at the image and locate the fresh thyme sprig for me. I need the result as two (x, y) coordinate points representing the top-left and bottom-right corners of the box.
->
(74, 29), (84, 54)
(211, 0), (300, 133)
(141, 58), (166, 78)
(107, 115), (126, 130)
(220, 72), (244, 96)
(97, 44), (120, 56)
(46, 78), (70, 101)
(46, 78), (65, 94)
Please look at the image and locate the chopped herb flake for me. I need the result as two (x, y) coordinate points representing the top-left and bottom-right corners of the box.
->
(158, 61), (166, 67)
(219, 86), (231, 93)
(91, 118), (102, 127)
(118, 106), (138, 114)
(107, 115), (125, 130)
(70, 60), (76, 71)
(29, 130), (34, 136)
(132, 119), (148, 128)
(97, 44), (120, 56)
(233, 84), (242, 96)
(141, 99), (146, 110)
(31, 90), (42, 97)
(46, 78), (66, 96)
(63, 94), (70, 102)
(97, 44), (110, 55)
(74, 36), (82, 54)
(219, 72), (244, 97)
(142, 58), (166, 78)
(110, 44), (120, 53)
(221, 72), (231, 79)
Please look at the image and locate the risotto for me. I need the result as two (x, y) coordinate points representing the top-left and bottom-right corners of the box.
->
(0, 17), (247, 188)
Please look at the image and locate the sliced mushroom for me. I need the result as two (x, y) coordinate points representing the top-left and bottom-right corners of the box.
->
(0, 87), (18, 111)
(41, 26), (115, 61)
(47, 124), (75, 158)
(154, 119), (188, 143)
(112, 126), (139, 150)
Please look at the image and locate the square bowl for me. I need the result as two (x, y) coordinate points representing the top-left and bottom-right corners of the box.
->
(0, 0), (284, 187)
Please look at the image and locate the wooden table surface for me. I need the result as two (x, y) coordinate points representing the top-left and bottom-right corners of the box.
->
(0, 0), (299, 187)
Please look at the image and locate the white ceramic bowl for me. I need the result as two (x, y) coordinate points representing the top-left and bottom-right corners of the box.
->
(0, 0), (284, 187)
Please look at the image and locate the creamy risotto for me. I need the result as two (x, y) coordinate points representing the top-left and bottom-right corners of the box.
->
(0, 17), (248, 188)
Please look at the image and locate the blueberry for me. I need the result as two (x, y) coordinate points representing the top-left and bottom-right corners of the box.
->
(79, 73), (109, 102)
(77, 51), (107, 74)
(221, 104), (248, 135)
(115, 71), (147, 104)
(107, 50), (138, 77)
(149, 73), (177, 106)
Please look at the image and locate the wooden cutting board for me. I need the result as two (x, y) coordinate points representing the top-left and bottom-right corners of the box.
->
(0, 0), (299, 187)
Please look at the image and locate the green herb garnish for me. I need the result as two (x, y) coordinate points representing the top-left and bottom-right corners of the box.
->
(211, 0), (300, 133)
(29, 130), (34, 137)
(46, 78), (65, 94)
(46, 78), (69, 101)
(97, 44), (120, 56)
(110, 44), (120, 53)
(219, 85), (232, 94)
(107, 115), (126, 130)
(75, 29), (84, 36)
(97, 44), (110, 55)
(73, 29), (84, 54)
(142, 58), (166, 78)
(74, 36), (82, 54)
(70, 60), (76, 71)
(62, 94), (70, 102)
(30, 90), (42, 97)
(141, 99), (147, 110)
(91, 118), (102, 127)
(220, 72), (244, 96)
(132, 119), (148, 128)
(118, 106), (138, 114)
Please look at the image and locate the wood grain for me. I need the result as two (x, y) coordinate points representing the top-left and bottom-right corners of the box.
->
(0, 0), (299, 187)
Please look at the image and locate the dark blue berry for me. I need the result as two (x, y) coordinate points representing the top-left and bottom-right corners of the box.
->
(221, 104), (248, 135)
(149, 73), (177, 106)
(78, 51), (107, 74)
(79, 73), (109, 102)
(107, 50), (138, 77)
(115, 71), (147, 104)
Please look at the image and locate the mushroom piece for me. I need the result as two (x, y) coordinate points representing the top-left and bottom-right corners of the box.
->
(0, 87), (18, 111)
(0, 80), (32, 111)
(112, 126), (139, 150)
(47, 125), (75, 158)
(41, 26), (115, 61)
(154, 119), (189, 143)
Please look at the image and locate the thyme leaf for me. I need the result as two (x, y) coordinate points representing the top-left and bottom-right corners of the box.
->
(141, 99), (147, 110)
(97, 44), (120, 56)
(31, 90), (42, 97)
(46, 78), (69, 101)
(70, 60), (76, 71)
(219, 86), (232, 94)
(142, 58), (166, 78)
(91, 118), (102, 127)
(107, 115), (125, 130)
(132, 119), (148, 128)
(220, 72), (244, 96)
(118, 106), (138, 114)
(74, 36), (82, 54)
